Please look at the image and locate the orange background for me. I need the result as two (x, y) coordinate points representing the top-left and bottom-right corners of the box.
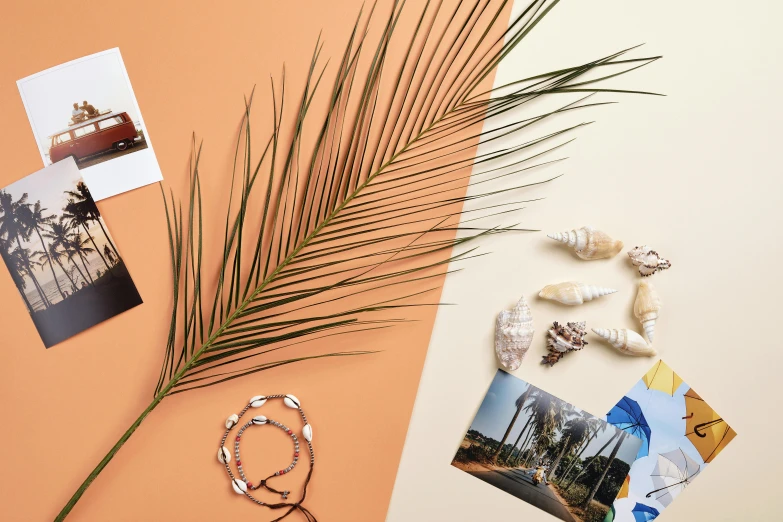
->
(0, 1), (510, 520)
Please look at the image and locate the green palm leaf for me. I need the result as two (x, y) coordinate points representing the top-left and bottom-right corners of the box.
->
(55, 0), (659, 519)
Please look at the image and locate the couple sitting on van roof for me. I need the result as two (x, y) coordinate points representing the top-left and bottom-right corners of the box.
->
(71, 101), (98, 124)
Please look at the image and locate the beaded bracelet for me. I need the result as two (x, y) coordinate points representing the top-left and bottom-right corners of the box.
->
(217, 394), (316, 522)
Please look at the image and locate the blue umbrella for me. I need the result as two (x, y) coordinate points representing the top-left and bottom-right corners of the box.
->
(631, 502), (659, 522)
(607, 396), (651, 458)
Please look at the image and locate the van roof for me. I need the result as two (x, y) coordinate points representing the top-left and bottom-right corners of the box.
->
(49, 111), (126, 138)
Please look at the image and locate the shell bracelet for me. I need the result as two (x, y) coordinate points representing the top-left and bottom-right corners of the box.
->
(217, 394), (316, 522)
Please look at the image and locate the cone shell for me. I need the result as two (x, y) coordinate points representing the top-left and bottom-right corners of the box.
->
(591, 328), (656, 357)
(539, 281), (617, 306)
(633, 280), (662, 342)
(495, 296), (535, 371)
(547, 226), (623, 260)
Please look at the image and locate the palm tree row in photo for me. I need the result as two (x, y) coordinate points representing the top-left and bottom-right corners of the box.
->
(492, 385), (627, 509)
(0, 181), (120, 312)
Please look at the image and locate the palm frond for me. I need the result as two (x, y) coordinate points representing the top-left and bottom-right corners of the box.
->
(155, 0), (659, 395)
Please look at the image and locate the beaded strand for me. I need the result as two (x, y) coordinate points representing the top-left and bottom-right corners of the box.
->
(217, 394), (316, 521)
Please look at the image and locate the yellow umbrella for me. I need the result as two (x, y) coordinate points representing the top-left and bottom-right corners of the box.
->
(683, 388), (737, 463)
(617, 474), (630, 499)
(643, 360), (683, 396)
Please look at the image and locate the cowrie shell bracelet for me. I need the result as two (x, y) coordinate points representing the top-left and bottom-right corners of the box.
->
(217, 394), (316, 521)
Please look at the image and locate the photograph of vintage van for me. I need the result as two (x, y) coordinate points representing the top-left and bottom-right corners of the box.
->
(17, 48), (163, 200)
(48, 109), (147, 167)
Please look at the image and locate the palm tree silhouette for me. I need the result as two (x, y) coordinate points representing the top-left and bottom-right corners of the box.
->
(44, 216), (91, 288)
(0, 191), (50, 308)
(63, 200), (112, 274)
(492, 385), (532, 464)
(19, 200), (67, 300)
(64, 182), (119, 259)
(65, 232), (96, 286)
(0, 238), (35, 313)
(35, 243), (77, 293)
(559, 418), (607, 485)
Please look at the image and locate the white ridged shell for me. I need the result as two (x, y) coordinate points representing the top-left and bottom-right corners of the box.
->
(217, 446), (231, 464)
(284, 394), (301, 409)
(303, 423), (313, 442)
(633, 280), (662, 342)
(225, 414), (239, 429)
(547, 226), (623, 260)
(252, 415), (267, 425)
(249, 395), (267, 407)
(494, 296), (534, 371)
(591, 328), (657, 357)
(538, 281), (617, 305)
(232, 478), (248, 494)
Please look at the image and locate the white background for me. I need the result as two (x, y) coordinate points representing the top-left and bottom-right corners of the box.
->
(387, 0), (782, 520)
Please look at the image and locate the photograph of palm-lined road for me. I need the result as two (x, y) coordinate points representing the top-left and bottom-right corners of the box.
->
(0, 159), (141, 347)
(452, 370), (642, 522)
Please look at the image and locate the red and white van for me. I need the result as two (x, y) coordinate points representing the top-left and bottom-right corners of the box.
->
(48, 111), (138, 164)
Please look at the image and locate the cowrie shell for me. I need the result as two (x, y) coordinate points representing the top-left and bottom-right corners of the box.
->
(283, 394), (300, 409)
(303, 423), (313, 442)
(249, 395), (267, 408)
(232, 479), (248, 494)
(252, 415), (267, 425)
(225, 414), (239, 429)
(217, 446), (231, 464)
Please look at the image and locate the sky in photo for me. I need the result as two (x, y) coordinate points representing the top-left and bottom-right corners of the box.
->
(607, 375), (709, 520)
(1, 160), (110, 288)
(470, 370), (641, 465)
(18, 51), (142, 157)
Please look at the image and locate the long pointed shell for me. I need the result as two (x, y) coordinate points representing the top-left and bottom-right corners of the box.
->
(547, 226), (623, 260)
(494, 296), (534, 371)
(303, 423), (313, 442)
(591, 328), (656, 357)
(225, 414), (239, 429)
(633, 280), (662, 342)
(249, 395), (267, 408)
(232, 478), (248, 494)
(539, 281), (617, 306)
(284, 394), (301, 409)
(217, 446), (231, 464)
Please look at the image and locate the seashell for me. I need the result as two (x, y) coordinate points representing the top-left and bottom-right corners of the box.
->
(495, 296), (535, 371)
(591, 328), (657, 357)
(303, 423), (313, 442)
(217, 446), (231, 464)
(634, 280), (662, 342)
(283, 394), (301, 409)
(225, 414), (239, 429)
(252, 415), (267, 425)
(539, 281), (617, 306)
(547, 226), (623, 260)
(232, 478), (248, 495)
(542, 321), (588, 366)
(249, 395), (267, 408)
(627, 245), (671, 277)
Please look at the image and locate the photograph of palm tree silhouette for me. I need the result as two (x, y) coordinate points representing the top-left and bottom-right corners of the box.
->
(0, 158), (141, 347)
(452, 370), (642, 522)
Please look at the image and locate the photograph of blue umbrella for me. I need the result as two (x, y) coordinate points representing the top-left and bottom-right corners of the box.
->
(607, 396), (651, 459)
(631, 502), (660, 522)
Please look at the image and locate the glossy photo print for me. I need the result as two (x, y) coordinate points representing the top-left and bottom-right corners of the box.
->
(453, 370), (643, 522)
(0, 158), (142, 347)
(17, 48), (163, 200)
(603, 360), (737, 521)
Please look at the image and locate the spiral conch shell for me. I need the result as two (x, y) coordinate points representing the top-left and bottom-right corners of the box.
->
(539, 281), (617, 306)
(542, 321), (588, 366)
(628, 245), (671, 276)
(495, 296), (535, 371)
(634, 280), (661, 342)
(547, 226), (623, 260)
(591, 328), (656, 357)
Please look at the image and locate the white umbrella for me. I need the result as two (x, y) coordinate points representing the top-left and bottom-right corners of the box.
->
(646, 448), (701, 506)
